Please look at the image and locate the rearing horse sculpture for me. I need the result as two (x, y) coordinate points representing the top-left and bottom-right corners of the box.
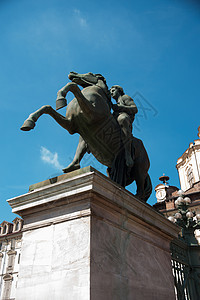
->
(21, 72), (152, 201)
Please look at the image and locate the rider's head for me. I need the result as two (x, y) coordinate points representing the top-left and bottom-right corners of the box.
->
(110, 85), (124, 100)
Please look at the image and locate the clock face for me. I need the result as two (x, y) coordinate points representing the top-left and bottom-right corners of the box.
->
(156, 189), (166, 202)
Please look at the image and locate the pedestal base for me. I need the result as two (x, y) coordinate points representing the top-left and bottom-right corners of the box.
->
(8, 167), (179, 300)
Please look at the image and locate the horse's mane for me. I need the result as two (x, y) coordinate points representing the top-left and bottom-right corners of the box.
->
(95, 73), (112, 108)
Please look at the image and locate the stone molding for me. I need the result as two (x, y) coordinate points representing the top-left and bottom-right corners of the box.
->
(8, 171), (94, 213)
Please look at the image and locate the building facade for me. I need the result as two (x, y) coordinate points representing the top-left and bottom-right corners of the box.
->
(0, 218), (23, 300)
(177, 126), (200, 192)
(154, 126), (200, 243)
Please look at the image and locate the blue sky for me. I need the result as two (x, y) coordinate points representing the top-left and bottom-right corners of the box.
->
(0, 0), (200, 222)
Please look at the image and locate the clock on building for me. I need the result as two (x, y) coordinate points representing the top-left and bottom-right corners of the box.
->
(156, 188), (166, 202)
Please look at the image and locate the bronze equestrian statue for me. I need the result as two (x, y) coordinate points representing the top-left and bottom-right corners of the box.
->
(21, 72), (152, 201)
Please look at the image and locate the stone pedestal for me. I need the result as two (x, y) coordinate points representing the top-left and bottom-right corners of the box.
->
(8, 167), (179, 300)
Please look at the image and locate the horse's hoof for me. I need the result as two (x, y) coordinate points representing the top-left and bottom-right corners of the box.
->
(56, 97), (67, 110)
(20, 119), (35, 131)
(63, 163), (80, 173)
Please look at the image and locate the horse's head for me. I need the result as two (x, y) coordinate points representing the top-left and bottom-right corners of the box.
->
(68, 72), (106, 87)
(68, 71), (111, 106)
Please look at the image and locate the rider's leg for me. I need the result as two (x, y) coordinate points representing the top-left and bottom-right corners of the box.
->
(63, 136), (88, 173)
(135, 171), (146, 201)
(117, 114), (134, 168)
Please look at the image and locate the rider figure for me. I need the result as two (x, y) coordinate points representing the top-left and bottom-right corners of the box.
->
(63, 83), (138, 173)
(110, 85), (138, 168)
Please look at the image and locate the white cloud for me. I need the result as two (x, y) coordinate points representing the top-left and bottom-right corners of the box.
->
(40, 146), (64, 170)
(73, 9), (88, 28)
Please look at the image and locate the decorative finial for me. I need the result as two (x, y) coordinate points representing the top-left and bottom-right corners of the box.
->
(159, 174), (169, 186)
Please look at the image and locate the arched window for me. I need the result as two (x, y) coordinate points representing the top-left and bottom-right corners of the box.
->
(187, 167), (194, 188)
(3, 225), (7, 234)
(15, 222), (19, 231)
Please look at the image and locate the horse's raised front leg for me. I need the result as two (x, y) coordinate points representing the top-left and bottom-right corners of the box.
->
(20, 105), (73, 133)
(57, 82), (96, 120)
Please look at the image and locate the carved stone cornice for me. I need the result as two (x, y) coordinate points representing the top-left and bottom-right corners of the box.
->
(177, 144), (200, 169)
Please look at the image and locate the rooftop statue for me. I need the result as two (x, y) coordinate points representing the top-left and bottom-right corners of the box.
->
(21, 72), (152, 201)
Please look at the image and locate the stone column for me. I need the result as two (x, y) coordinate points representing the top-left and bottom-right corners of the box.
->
(8, 167), (180, 300)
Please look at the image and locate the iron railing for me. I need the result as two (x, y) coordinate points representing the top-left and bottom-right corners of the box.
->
(171, 239), (191, 300)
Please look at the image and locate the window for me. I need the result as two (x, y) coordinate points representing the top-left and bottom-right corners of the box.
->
(15, 222), (19, 231)
(11, 239), (15, 250)
(187, 167), (194, 188)
(18, 253), (21, 264)
(2, 225), (6, 234)
(2, 276), (12, 300)
(6, 250), (16, 273)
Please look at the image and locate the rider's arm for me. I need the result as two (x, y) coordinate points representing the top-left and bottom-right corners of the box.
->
(117, 96), (138, 114)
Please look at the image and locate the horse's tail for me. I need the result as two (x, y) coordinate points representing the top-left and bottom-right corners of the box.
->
(144, 173), (152, 202)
